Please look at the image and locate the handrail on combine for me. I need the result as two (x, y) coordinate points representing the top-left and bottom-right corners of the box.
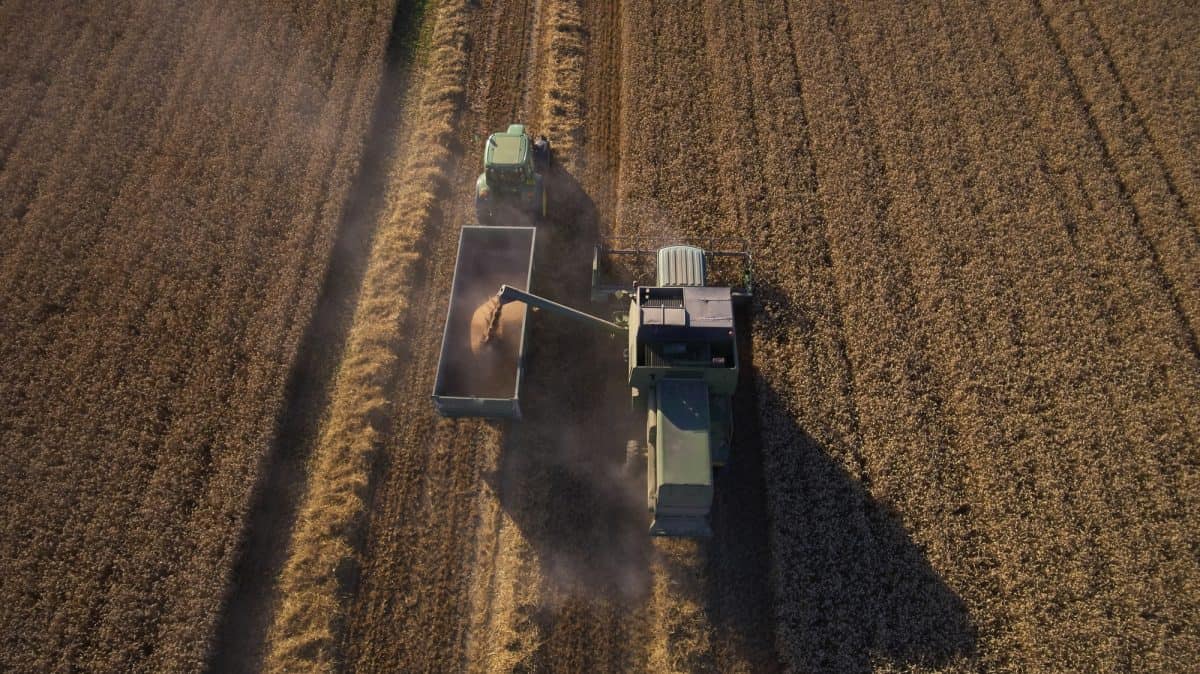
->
(590, 236), (754, 304)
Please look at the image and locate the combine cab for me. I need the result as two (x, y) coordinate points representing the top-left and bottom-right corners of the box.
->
(475, 124), (550, 224)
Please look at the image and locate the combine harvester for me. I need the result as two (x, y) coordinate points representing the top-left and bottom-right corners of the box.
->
(432, 225), (753, 537)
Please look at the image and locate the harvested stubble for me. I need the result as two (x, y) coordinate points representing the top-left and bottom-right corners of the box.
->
(0, 1), (394, 670)
(263, 1), (474, 671)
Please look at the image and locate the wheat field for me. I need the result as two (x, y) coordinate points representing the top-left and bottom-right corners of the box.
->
(1, 1), (1196, 672)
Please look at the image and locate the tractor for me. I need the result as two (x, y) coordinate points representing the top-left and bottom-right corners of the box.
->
(474, 124), (550, 225)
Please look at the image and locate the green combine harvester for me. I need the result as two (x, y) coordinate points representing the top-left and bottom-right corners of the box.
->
(432, 224), (753, 538)
(474, 124), (550, 224)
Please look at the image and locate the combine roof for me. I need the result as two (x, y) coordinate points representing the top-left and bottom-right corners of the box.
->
(484, 132), (527, 167)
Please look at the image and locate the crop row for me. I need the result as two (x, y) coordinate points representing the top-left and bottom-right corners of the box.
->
(615, 0), (1199, 670)
(0, 1), (394, 670)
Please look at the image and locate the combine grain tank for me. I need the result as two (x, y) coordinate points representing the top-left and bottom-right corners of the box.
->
(432, 226), (536, 418)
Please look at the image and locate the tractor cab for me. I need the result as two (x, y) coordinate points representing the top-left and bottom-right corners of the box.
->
(475, 124), (549, 224)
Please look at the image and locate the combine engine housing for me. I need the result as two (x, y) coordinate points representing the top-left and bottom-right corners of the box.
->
(628, 246), (738, 537)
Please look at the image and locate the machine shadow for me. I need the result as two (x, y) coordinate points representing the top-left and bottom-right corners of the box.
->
(484, 184), (976, 670)
(485, 164), (654, 602)
(695, 300), (783, 668)
(743, 283), (978, 671)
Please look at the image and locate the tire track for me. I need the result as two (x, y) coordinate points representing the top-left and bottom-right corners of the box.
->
(1079, 1), (1199, 234)
(1036, 0), (1200, 360)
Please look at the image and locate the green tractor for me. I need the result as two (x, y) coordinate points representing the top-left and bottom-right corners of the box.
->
(475, 124), (550, 225)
